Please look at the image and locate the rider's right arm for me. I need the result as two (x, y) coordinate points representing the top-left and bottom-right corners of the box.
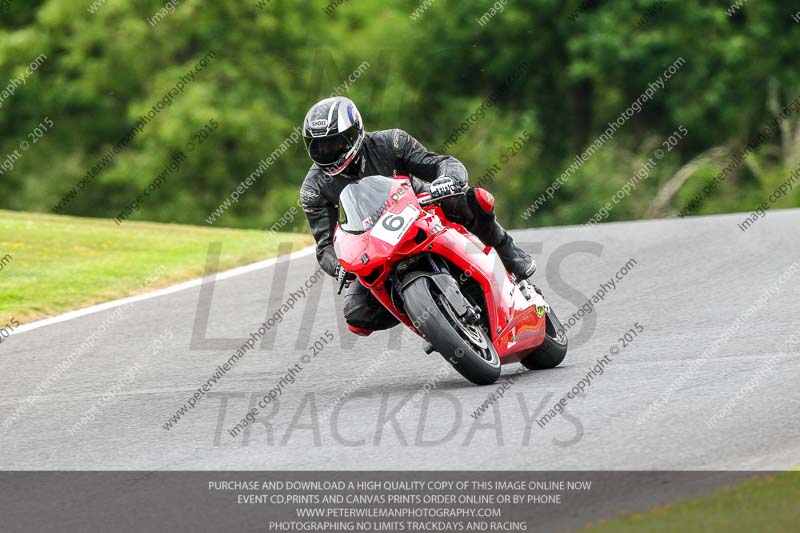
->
(389, 129), (468, 188)
(300, 175), (339, 277)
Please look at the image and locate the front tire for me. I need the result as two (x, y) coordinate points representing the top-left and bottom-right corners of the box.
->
(521, 308), (568, 370)
(403, 274), (501, 386)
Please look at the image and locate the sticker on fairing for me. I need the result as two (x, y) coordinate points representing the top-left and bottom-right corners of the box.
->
(370, 205), (420, 245)
(530, 292), (550, 315)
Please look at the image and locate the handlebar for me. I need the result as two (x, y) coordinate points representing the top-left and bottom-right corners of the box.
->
(417, 190), (466, 206)
(337, 267), (355, 294)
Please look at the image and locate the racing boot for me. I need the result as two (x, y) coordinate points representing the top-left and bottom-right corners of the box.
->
(495, 233), (537, 280)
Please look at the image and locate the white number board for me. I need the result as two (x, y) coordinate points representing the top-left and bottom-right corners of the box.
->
(370, 205), (420, 245)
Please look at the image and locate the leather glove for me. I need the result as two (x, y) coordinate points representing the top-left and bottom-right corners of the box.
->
(430, 176), (462, 198)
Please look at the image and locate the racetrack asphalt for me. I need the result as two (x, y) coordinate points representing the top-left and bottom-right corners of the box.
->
(2, 209), (799, 477)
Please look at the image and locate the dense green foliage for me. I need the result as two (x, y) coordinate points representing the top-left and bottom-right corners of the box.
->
(1, 0), (799, 230)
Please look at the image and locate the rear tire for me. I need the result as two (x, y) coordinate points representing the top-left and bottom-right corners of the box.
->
(403, 274), (500, 386)
(521, 308), (568, 370)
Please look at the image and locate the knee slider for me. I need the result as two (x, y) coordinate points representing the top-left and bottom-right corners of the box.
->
(348, 325), (373, 337)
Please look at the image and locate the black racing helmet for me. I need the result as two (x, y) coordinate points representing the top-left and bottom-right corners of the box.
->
(302, 96), (365, 176)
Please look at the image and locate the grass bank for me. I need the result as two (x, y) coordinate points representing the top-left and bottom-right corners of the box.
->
(582, 472), (800, 532)
(0, 209), (313, 325)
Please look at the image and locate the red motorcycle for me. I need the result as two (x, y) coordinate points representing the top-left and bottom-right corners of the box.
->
(334, 175), (568, 385)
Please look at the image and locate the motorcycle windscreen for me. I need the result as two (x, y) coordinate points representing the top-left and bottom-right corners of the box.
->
(338, 175), (403, 233)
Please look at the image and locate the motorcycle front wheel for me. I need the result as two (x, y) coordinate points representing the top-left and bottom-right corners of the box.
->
(403, 273), (500, 386)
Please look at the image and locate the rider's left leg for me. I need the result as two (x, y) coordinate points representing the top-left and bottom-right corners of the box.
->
(343, 280), (400, 333)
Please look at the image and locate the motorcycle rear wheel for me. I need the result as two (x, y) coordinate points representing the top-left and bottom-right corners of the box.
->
(521, 308), (568, 370)
(403, 274), (501, 386)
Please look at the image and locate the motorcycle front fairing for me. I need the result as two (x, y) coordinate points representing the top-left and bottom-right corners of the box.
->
(333, 175), (436, 286)
(333, 175), (442, 330)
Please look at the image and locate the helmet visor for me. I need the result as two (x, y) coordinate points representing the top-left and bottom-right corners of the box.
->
(304, 123), (361, 166)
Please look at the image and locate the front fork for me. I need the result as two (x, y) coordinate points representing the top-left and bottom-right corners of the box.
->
(394, 258), (481, 327)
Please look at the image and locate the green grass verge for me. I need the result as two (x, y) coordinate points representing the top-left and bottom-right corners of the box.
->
(582, 472), (800, 532)
(0, 209), (314, 325)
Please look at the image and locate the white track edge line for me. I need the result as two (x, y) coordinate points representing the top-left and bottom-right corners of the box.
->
(11, 245), (316, 336)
